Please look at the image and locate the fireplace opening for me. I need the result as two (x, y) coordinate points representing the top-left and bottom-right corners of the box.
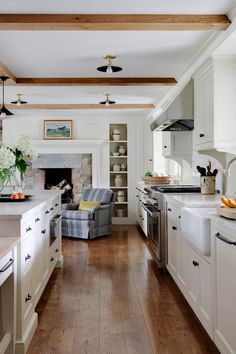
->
(44, 168), (73, 203)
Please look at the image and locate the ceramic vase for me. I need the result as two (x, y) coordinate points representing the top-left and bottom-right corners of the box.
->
(114, 175), (123, 187)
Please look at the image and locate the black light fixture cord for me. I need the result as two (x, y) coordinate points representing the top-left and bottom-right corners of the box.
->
(2, 79), (4, 105)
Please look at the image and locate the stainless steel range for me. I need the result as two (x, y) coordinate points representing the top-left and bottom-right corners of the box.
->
(143, 185), (201, 267)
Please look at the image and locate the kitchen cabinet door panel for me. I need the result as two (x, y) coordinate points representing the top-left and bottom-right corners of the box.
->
(213, 226), (236, 354)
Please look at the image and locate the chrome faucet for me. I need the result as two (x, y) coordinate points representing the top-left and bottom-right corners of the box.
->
(226, 157), (236, 176)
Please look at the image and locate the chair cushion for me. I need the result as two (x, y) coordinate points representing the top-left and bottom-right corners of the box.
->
(82, 188), (113, 204)
(79, 199), (102, 211)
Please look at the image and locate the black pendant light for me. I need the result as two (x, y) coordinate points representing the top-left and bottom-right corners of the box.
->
(97, 55), (122, 74)
(11, 93), (28, 106)
(0, 76), (13, 118)
(99, 93), (116, 107)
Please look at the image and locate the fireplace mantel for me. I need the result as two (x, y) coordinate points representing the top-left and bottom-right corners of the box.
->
(34, 139), (106, 187)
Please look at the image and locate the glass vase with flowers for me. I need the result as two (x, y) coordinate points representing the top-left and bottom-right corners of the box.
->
(0, 135), (38, 199)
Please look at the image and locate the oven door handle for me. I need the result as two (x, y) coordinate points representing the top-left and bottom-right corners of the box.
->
(142, 204), (160, 218)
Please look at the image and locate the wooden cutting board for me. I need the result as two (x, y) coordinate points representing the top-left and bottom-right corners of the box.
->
(217, 206), (236, 220)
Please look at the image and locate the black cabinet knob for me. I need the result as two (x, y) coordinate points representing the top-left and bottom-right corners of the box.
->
(25, 254), (31, 262)
(50, 257), (55, 262)
(55, 249), (59, 253)
(164, 145), (167, 148)
(50, 207), (54, 211)
(167, 208), (172, 212)
(199, 133), (205, 138)
(172, 226), (177, 231)
(192, 260), (199, 267)
(26, 226), (32, 232)
(35, 217), (40, 223)
(55, 203), (59, 207)
(41, 229), (46, 235)
(45, 210), (49, 214)
(25, 293), (32, 302)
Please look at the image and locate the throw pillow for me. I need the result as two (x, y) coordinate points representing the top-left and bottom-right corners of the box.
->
(79, 199), (102, 211)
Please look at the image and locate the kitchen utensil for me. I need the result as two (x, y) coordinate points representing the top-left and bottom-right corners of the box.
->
(207, 161), (212, 176)
(213, 169), (218, 176)
(197, 166), (202, 175)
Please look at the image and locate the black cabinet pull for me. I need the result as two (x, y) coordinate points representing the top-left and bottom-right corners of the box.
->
(41, 229), (46, 235)
(199, 133), (205, 138)
(25, 254), (31, 262)
(167, 208), (172, 212)
(26, 226), (32, 232)
(192, 260), (199, 267)
(50, 257), (55, 262)
(25, 293), (32, 302)
(35, 217), (40, 223)
(172, 226), (177, 231)
(0, 258), (14, 273)
(55, 249), (59, 253)
(215, 232), (236, 246)
(45, 210), (49, 214)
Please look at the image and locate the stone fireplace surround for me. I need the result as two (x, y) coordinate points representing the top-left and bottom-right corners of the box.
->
(24, 140), (105, 199)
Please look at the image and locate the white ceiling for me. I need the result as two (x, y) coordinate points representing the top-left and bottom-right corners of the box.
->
(0, 0), (235, 109)
(0, 0), (234, 14)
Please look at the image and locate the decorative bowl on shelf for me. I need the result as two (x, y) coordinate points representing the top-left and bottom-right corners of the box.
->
(112, 152), (120, 156)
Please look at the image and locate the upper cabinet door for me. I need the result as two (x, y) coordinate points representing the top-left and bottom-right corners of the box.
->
(193, 61), (214, 150)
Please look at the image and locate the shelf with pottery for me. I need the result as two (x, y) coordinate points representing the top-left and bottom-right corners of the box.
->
(109, 123), (128, 219)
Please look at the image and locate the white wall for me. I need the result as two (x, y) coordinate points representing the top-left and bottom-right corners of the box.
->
(3, 109), (150, 224)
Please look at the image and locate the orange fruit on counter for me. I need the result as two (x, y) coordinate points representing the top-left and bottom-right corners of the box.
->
(11, 193), (19, 200)
(18, 192), (25, 199)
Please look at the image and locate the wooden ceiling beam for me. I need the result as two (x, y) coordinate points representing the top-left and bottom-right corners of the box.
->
(0, 62), (16, 83)
(6, 103), (154, 110)
(0, 14), (230, 31)
(16, 77), (177, 86)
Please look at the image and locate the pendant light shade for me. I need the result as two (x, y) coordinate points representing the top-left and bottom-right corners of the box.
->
(99, 93), (116, 107)
(97, 55), (122, 74)
(0, 76), (13, 118)
(11, 93), (28, 106)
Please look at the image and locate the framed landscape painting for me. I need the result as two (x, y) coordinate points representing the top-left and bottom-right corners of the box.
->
(44, 120), (73, 140)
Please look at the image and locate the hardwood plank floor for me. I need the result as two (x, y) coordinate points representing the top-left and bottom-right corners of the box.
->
(27, 225), (219, 354)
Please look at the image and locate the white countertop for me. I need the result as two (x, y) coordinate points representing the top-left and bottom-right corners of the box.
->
(0, 190), (61, 220)
(210, 213), (236, 233)
(165, 193), (221, 208)
(0, 237), (20, 259)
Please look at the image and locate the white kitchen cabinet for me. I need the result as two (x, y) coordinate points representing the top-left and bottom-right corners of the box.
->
(214, 57), (236, 153)
(0, 192), (62, 354)
(185, 243), (213, 337)
(162, 131), (192, 157)
(166, 201), (213, 338)
(212, 224), (236, 354)
(167, 219), (178, 277)
(193, 61), (214, 150)
(193, 57), (236, 154)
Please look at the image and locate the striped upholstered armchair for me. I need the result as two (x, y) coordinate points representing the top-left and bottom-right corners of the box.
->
(61, 188), (115, 239)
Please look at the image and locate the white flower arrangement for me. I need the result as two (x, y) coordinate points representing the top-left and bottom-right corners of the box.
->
(15, 134), (38, 162)
(0, 135), (38, 185)
(0, 146), (16, 171)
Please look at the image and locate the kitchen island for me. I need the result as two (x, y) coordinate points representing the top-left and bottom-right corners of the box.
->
(0, 191), (63, 354)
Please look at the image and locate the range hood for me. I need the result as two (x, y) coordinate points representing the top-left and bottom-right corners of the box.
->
(151, 80), (194, 132)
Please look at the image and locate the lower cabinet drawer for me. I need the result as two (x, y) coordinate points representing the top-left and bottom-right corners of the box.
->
(22, 269), (33, 328)
(0, 251), (14, 286)
(21, 234), (34, 275)
(49, 239), (59, 271)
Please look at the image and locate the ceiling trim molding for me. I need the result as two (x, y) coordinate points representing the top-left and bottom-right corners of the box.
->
(7, 103), (154, 110)
(0, 14), (230, 31)
(0, 62), (16, 83)
(149, 9), (236, 121)
(15, 77), (177, 86)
